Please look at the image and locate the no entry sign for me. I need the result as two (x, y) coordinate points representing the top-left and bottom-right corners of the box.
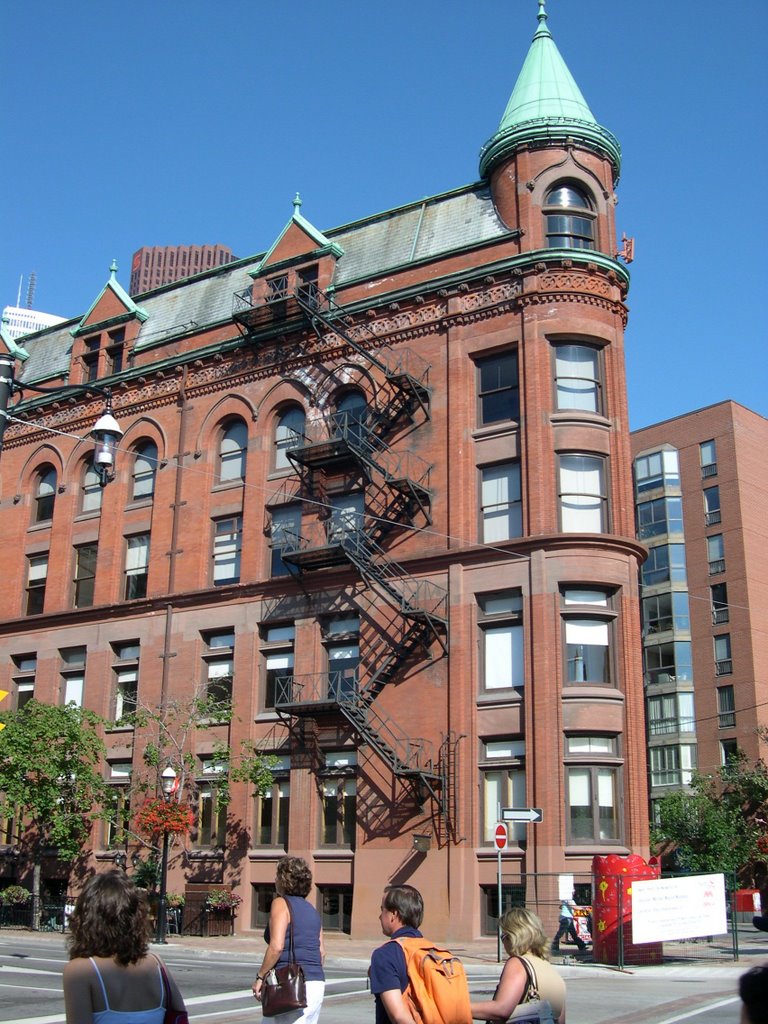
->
(494, 823), (508, 851)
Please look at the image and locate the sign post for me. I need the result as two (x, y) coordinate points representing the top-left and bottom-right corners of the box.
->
(495, 823), (507, 962)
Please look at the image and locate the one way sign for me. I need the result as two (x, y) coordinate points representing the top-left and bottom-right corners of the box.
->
(502, 807), (543, 823)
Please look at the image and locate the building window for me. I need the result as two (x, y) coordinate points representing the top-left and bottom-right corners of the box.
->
(319, 886), (352, 934)
(636, 496), (683, 539)
(124, 535), (150, 600)
(320, 752), (357, 847)
(25, 554), (48, 615)
(565, 736), (621, 843)
(477, 351), (520, 425)
(544, 183), (596, 249)
(647, 692), (695, 736)
(481, 740), (526, 845)
(61, 647), (86, 707)
(703, 486), (721, 526)
(700, 439), (717, 478)
(270, 505), (301, 577)
(645, 640), (692, 686)
(710, 582), (729, 624)
(11, 654), (36, 709)
(254, 756), (290, 847)
(717, 685), (735, 729)
(297, 264), (320, 307)
(335, 391), (367, 444)
(553, 344), (601, 413)
(714, 634), (732, 676)
(112, 642), (140, 722)
(562, 588), (613, 685)
(480, 462), (522, 542)
(202, 630), (234, 704)
(212, 516), (242, 586)
(641, 544), (687, 587)
(106, 329), (125, 376)
(34, 467), (57, 524)
(642, 592), (690, 636)
(559, 455), (607, 533)
(262, 625), (295, 709)
(274, 407), (305, 470)
(478, 591), (524, 692)
(328, 493), (365, 545)
(324, 617), (360, 701)
(218, 420), (248, 483)
(720, 739), (739, 766)
(82, 336), (101, 381)
(81, 463), (103, 513)
(105, 763), (132, 847)
(73, 543), (98, 608)
(481, 884), (527, 936)
(634, 450), (679, 494)
(250, 884), (274, 930)
(650, 744), (697, 787)
(131, 442), (158, 501)
(707, 534), (725, 575)
(194, 781), (227, 848)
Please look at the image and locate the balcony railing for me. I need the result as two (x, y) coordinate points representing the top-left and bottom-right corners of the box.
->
(705, 510), (722, 526)
(701, 463), (718, 478)
(715, 659), (733, 676)
(708, 558), (726, 575)
(712, 607), (730, 624)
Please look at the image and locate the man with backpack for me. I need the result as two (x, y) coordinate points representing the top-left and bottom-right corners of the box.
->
(370, 884), (472, 1024)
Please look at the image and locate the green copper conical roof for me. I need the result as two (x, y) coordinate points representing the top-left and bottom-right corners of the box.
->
(480, 1), (621, 180)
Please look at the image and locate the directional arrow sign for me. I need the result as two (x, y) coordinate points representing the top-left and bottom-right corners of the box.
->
(502, 807), (543, 823)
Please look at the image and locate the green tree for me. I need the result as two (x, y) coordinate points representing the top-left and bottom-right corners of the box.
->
(652, 753), (768, 883)
(0, 700), (109, 911)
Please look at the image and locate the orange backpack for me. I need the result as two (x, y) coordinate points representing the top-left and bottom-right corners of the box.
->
(394, 937), (472, 1024)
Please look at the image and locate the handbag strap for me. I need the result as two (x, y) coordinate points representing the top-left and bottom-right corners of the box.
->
(155, 955), (172, 1010)
(283, 896), (297, 964)
(516, 956), (540, 1003)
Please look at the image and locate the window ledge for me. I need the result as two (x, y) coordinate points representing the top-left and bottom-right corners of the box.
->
(248, 848), (289, 861)
(477, 691), (523, 707)
(476, 845), (525, 860)
(105, 724), (134, 734)
(74, 510), (101, 523)
(312, 848), (355, 861)
(562, 685), (624, 700)
(550, 412), (611, 428)
(187, 849), (225, 861)
(211, 481), (245, 494)
(471, 422), (519, 442)
(124, 499), (154, 512)
(564, 844), (629, 856)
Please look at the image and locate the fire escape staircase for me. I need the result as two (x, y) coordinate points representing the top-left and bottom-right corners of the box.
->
(241, 282), (449, 812)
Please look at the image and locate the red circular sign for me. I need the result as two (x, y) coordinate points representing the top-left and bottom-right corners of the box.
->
(494, 823), (508, 850)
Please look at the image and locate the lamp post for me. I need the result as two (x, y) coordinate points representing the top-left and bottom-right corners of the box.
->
(155, 765), (178, 944)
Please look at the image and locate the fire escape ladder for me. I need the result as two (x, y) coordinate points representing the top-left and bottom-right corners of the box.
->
(361, 618), (437, 701)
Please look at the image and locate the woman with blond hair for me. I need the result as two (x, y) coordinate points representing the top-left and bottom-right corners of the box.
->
(62, 870), (186, 1024)
(470, 907), (566, 1023)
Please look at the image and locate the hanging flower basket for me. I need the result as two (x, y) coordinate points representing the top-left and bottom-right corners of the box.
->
(134, 798), (194, 838)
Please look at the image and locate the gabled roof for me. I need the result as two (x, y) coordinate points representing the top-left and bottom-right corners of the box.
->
(70, 260), (149, 337)
(480, 1), (621, 181)
(250, 195), (344, 277)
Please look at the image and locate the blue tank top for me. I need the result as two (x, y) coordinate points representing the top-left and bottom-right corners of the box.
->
(89, 958), (166, 1024)
(264, 895), (325, 981)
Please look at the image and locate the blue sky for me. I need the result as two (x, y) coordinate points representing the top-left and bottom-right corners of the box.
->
(2, 0), (765, 430)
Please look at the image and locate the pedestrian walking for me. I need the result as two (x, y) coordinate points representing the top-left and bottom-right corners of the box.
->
(252, 856), (325, 1023)
(471, 908), (566, 1024)
(551, 894), (586, 954)
(62, 869), (186, 1024)
(370, 884), (425, 1024)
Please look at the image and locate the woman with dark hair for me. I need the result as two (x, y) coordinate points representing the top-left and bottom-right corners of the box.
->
(739, 964), (768, 1024)
(62, 870), (186, 1024)
(470, 908), (566, 1024)
(252, 855), (325, 1023)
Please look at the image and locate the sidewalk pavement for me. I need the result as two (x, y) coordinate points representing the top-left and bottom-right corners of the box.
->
(158, 922), (768, 977)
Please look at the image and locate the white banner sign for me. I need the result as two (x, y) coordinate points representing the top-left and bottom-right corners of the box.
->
(631, 874), (727, 944)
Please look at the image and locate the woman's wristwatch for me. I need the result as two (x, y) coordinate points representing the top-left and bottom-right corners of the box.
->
(256, 974), (265, 982)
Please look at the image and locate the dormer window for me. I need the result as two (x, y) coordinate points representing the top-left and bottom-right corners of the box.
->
(544, 183), (595, 250)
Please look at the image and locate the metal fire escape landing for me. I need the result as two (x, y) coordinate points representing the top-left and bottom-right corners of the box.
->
(243, 280), (450, 816)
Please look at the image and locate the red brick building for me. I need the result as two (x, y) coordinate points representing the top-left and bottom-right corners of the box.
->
(0, 4), (648, 939)
(631, 402), (768, 813)
(129, 244), (236, 296)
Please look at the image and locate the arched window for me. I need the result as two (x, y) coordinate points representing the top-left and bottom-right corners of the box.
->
(219, 420), (248, 482)
(34, 466), (57, 524)
(335, 391), (367, 443)
(274, 407), (305, 470)
(131, 442), (158, 501)
(81, 462), (103, 513)
(544, 183), (596, 250)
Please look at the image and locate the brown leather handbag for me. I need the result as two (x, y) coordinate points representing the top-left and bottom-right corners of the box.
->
(261, 899), (308, 1018)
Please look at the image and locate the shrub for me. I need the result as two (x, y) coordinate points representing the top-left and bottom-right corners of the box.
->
(0, 886), (31, 906)
(205, 888), (242, 911)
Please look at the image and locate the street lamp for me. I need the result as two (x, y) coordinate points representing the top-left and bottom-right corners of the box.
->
(155, 765), (178, 944)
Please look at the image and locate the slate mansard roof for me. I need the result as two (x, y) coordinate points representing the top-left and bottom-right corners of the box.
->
(17, 183), (509, 386)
